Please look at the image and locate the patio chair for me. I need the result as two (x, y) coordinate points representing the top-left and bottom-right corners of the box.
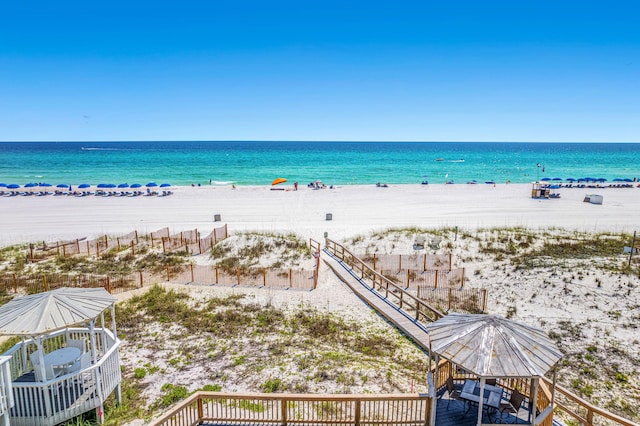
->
(499, 389), (525, 423)
(30, 349), (42, 368)
(443, 376), (462, 409)
(34, 363), (57, 382)
(67, 338), (86, 352)
(68, 351), (92, 374)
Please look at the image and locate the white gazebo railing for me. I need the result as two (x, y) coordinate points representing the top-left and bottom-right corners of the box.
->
(0, 356), (13, 426)
(3, 327), (121, 426)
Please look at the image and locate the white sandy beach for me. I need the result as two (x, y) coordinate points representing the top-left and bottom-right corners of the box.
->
(1, 183), (638, 245)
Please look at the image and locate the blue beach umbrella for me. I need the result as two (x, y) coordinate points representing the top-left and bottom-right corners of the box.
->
(160, 183), (171, 187)
(117, 183), (129, 188)
(57, 184), (70, 188)
(39, 183), (52, 187)
(24, 183), (37, 188)
(130, 183), (142, 188)
(540, 177), (551, 181)
(146, 182), (158, 187)
(565, 178), (576, 182)
(0, 183), (6, 187)
(78, 183), (91, 188)
(552, 177), (563, 181)
(622, 178), (633, 182)
(7, 184), (20, 189)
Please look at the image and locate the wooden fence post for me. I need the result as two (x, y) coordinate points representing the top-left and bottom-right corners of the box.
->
(434, 271), (439, 289)
(448, 287), (452, 311)
(13, 273), (17, 293)
(398, 255), (402, 271)
(482, 289), (487, 312)
(190, 264), (194, 283)
(104, 235), (108, 249)
(166, 266), (170, 282)
(161, 238), (166, 254)
(237, 269), (241, 286)
(215, 266), (219, 284)
(355, 400), (361, 426)
(76, 239), (80, 253)
(423, 254), (427, 271)
(135, 230), (139, 244)
(224, 224), (228, 239)
(406, 270), (410, 288)
(131, 240), (135, 256)
(289, 269), (292, 288)
(449, 253), (452, 271)
(87, 241), (90, 255)
(263, 270), (267, 287)
(461, 267), (465, 287)
(106, 276), (111, 293)
(373, 253), (376, 270)
(43, 275), (48, 291)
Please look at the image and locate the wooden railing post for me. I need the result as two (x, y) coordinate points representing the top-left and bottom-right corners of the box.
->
(197, 396), (204, 421)
(355, 400), (361, 426)
(281, 398), (288, 426)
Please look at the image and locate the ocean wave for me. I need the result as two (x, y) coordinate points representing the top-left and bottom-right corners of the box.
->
(211, 181), (236, 185)
(81, 147), (121, 151)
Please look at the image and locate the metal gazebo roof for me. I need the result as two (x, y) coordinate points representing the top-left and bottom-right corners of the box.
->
(425, 313), (563, 377)
(0, 287), (116, 336)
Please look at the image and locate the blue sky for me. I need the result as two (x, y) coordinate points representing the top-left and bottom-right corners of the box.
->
(0, 1), (638, 142)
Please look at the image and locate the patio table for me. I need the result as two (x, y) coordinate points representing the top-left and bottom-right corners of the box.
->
(459, 379), (504, 415)
(43, 347), (81, 375)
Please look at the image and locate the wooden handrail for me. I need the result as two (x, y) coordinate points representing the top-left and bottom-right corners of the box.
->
(541, 377), (639, 426)
(150, 392), (433, 426)
(324, 238), (445, 322)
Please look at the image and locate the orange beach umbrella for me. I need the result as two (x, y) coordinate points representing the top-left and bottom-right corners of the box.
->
(271, 177), (287, 186)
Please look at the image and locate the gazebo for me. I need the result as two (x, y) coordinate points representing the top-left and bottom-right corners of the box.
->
(0, 287), (122, 426)
(426, 313), (563, 426)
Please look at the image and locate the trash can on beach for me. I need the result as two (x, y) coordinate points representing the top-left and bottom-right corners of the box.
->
(326, 213), (332, 221)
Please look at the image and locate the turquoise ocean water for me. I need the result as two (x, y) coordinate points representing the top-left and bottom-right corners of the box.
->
(0, 141), (639, 186)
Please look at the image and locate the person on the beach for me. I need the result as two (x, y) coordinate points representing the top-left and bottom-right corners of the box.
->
(294, 182), (298, 191)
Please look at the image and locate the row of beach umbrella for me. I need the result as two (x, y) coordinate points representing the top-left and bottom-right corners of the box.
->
(540, 177), (634, 183)
(0, 182), (171, 189)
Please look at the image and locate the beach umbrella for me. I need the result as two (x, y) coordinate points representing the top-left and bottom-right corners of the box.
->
(146, 182), (158, 187)
(0, 184), (6, 187)
(105, 184), (117, 188)
(271, 177), (287, 186)
(540, 177), (551, 181)
(78, 183), (91, 188)
(565, 178), (576, 182)
(7, 184), (20, 189)
(552, 177), (563, 181)
(597, 178), (607, 182)
(39, 183), (52, 187)
(485, 181), (495, 184)
(24, 183), (37, 188)
(160, 183), (171, 187)
(117, 183), (129, 188)
(57, 184), (70, 188)
(130, 183), (142, 188)
(622, 178), (633, 182)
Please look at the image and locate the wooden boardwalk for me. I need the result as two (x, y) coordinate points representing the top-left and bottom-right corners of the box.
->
(323, 252), (431, 353)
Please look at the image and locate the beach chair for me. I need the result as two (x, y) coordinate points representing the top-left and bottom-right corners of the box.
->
(413, 235), (425, 250)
